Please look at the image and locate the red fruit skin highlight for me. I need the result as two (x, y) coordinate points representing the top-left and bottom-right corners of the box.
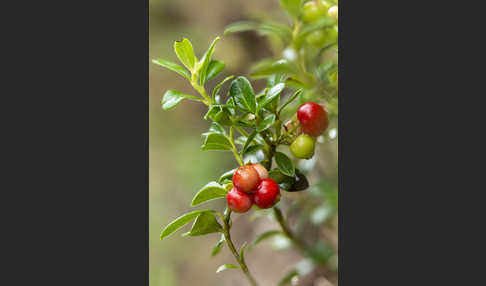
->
(232, 165), (260, 193)
(297, 102), (329, 137)
(227, 187), (253, 213)
(254, 179), (281, 209)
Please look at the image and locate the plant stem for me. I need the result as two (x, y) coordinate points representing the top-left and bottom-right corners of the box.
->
(223, 208), (260, 286)
(229, 126), (244, 166)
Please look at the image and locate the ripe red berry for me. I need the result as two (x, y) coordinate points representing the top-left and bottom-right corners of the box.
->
(232, 165), (260, 193)
(297, 102), (329, 137)
(227, 187), (253, 213)
(251, 163), (268, 181)
(254, 179), (281, 209)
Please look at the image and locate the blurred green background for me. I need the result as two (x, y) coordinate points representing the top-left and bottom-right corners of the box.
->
(150, 1), (338, 285)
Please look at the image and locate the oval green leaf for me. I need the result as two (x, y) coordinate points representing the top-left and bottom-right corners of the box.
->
(174, 38), (196, 71)
(275, 152), (295, 177)
(191, 181), (228, 206)
(184, 212), (222, 236)
(229, 76), (257, 113)
(200, 133), (232, 151)
(152, 58), (191, 80)
(160, 209), (214, 240)
(256, 114), (276, 132)
(216, 264), (239, 273)
(161, 90), (201, 110)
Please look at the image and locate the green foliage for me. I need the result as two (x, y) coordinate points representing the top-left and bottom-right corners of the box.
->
(229, 76), (257, 114)
(174, 38), (197, 71)
(275, 152), (295, 177)
(161, 90), (201, 110)
(200, 133), (232, 151)
(183, 212), (222, 236)
(216, 264), (239, 273)
(191, 182), (228, 206)
(160, 210), (215, 240)
(154, 0), (339, 283)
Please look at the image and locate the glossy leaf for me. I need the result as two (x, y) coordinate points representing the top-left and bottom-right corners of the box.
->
(241, 130), (257, 155)
(201, 133), (232, 151)
(209, 122), (226, 135)
(161, 90), (201, 110)
(225, 20), (292, 44)
(202, 60), (225, 84)
(256, 114), (276, 132)
(211, 235), (225, 256)
(250, 59), (299, 79)
(184, 212), (222, 236)
(160, 209), (214, 239)
(191, 181), (228, 206)
(152, 58), (190, 80)
(229, 76), (257, 113)
(275, 152), (295, 177)
(174, 38), (196, 70)
(260, 83), (285, 109)
(199, 37), (221, 84)
(212, 75), (234, 99)
(268, 169), (294, 191)
(216, 264), (239, 273)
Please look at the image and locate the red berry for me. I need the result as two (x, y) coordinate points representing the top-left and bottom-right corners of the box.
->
(232, 165), (260, 193)
(254, 179), (281, 209)
(251, 163), (268, 181)
(227, 187), (253, 213)
(297, 102), (329, 137)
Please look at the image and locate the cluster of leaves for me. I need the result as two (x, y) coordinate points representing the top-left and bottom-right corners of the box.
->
(225, 0), (338, 115)
(153, 0), (339, 283)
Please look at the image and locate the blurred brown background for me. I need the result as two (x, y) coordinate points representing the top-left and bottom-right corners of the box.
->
(150, 1), (338, 285)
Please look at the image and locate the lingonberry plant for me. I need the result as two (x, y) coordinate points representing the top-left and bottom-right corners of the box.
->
(153, 0), (338, 285)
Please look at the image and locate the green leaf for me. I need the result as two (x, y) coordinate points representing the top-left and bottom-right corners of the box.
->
(277, 269), (298, 286)
(204, 60), (225, 83)
(184, 212), (222, 236)
(280, 0), (302, 20)
(241, 131), (257, 155)
(211, 235), (225, 256)
(224, 21), (292, 44)
(152, 58), (191, 80)
(174, 38), (197, 71)
(278, 89), (302, 115)
(201, 133), (232, 151)
(212, 75), (234, 99)
(199, 37), (221, 84)
(191, 181), (228, 206)
(239, 242), (248, 263)
(256, 114), (276, 132)
(250, 59), (299, 79)
(224, 21), (259, 34)
(161, 90), (202, 110)
(209, 122), (226, 135)
(260, 83), (285, 109)
(268, 169), (294, 191)
(275, 152), (295, 177)
(216, 264), (239, 273)
(160, 209), (214, 239)
(295, 17), (336, 48)
(229, 76), (257, 113)
(218, 168), (237, 184)
(248, 230), (283, 251)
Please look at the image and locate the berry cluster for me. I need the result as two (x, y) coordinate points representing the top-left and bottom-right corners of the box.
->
(302, 1), (338, 48)
(290, 102), (329, 159)
(227, 163), (281, 213)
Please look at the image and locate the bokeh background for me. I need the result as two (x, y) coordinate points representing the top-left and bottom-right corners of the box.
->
(150, 0), (338, 285)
